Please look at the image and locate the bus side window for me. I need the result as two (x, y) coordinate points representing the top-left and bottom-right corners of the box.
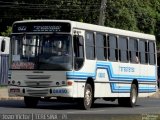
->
(1, 40), (6, 52)
(85, 32), (95, 60)
(149, 41), (156, 65)
(108, 35), (118, 61)
(119, 36), (128, 62)
(129, 38), (139, 63)
(73, 35), (84, 70)
(139, 40), (148, 64)
(96, 33), (107, 60)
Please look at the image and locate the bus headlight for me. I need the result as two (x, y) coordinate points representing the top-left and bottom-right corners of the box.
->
(17, 81), (21, 86)
(12, 80), (15, 85)
(56, 82), (60, 86)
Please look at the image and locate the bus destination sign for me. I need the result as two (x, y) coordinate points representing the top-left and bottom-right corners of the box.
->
(33, 26), (62, 32)
(12, 22), (71, 33)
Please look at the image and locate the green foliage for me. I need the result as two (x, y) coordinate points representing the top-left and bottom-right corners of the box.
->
(105, 0), (138, 31)
(1, 26), (12, 37)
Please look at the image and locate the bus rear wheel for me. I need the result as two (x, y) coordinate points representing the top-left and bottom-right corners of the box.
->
(79, 83), (93, 110)
(118, 84), (138, 107)
(24, 96), (39, 108)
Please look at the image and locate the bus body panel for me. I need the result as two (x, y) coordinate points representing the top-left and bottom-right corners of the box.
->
(10, 71), (67, 86)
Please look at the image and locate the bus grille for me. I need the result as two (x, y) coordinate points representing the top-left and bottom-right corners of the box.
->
(27, 89), (49, 96)
(25, 81), (53, 87)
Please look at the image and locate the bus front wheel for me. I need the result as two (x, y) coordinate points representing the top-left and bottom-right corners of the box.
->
(24, 96), (39, 108)
(79, 83), (93, 110)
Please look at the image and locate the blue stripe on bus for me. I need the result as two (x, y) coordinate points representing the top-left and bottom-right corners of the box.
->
(66, 62), (156, 93)
(67, 62), (156, 82)
(97, 62), (156, 81)
(110, 83), (156, 93)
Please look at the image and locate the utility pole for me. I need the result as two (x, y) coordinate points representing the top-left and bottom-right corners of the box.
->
(98, 0), (107, 26)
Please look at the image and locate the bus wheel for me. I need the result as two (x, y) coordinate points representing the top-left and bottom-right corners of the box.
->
(118, 84), (138, 107)
(80, 83), (93, 110)
(24, 96), (39, 108)
(129, 84), (138, 107)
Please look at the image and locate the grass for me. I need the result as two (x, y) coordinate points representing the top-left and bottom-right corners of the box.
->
(0, 85), (7, 88)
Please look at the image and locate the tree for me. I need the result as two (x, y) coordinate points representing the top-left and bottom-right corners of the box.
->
(1, 26), (12, 37)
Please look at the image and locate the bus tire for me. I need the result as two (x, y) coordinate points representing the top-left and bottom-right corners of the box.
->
(24, 96), (39, 108)
(118, 84), (138, 107)
(129, 84), (138, 107)
(79, 83), (93, 110)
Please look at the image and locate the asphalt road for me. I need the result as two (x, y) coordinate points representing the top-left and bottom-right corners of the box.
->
(0, 98), (160, 120)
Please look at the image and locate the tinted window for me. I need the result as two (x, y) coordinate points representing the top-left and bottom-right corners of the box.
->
(73, 35), (84, 70)
(139, 40), (148, 64)
(96, 33), (107, 60)
(129, 38), (139, 63)
(85, 32), (95, 60)
(119, 37), (128, 62)
(149, 42), (155, 65)
(108, 35), (118, 61)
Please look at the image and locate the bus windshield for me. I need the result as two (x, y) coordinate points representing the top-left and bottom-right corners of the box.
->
(11, 34), (72, 70)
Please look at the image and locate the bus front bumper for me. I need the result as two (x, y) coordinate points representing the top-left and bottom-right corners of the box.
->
(8, 86), (74, 98)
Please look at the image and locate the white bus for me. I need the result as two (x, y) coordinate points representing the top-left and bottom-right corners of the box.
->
(8, 20), (157, 110)
(0, 36), (10, 85)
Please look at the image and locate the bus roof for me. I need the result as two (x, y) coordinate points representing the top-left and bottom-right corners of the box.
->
(0, 36), (10, 39)
(13, 20), (155, 41)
